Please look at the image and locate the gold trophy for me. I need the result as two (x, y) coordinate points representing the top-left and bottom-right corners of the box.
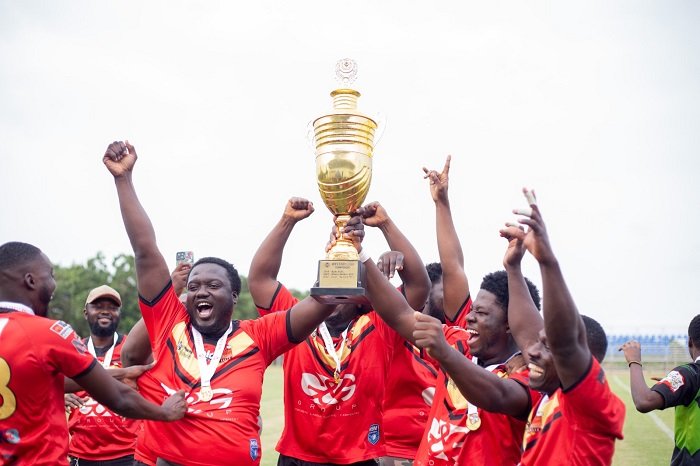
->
(310, 59), (378, 304)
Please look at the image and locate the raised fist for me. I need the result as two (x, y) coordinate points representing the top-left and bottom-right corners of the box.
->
(103, 140), (137, 178)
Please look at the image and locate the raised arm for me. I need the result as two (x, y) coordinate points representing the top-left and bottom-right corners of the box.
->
(103, 141), (170, 301)
(499, 224), (543, 357)
(120, 318), (154, 367)
(361, 201), (430, 310)
(363, 254), (417, 343)
(423, 156), (470, 321)
(511, 189), (589, 389)
(71, 362), (186, 420)
(414, 312), (532, 419)
(287, 296), (336, 342)
(619, 340), (664, 412)
(248, 197), (314, 308)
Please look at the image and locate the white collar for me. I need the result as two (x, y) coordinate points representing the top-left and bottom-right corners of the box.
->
(0, 301), (35, 315)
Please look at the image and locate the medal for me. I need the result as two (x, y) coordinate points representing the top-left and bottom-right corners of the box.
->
(318, 321), (352, 386)
(467, 412), (481, 431)
(192, 322), (232, 405)
(200, 385), (213, 402)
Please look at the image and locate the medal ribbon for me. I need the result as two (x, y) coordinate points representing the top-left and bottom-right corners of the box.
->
(0, 301), (34, 315)
(192, 322), (233, 390)
(318, 321), (352, 380)
(88, 333), (118, 369)
(467, 356), (480, 419)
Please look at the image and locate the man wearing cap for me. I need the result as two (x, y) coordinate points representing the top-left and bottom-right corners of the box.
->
(66, 285), (141, 466)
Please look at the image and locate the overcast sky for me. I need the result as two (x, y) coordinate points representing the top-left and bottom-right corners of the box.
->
(1, 1), (698, 335)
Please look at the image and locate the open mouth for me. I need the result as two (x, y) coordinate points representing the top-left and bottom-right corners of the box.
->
(528, 363), (545, 380)
(466, 328), (479, 344)
(196, 301), (214, 319)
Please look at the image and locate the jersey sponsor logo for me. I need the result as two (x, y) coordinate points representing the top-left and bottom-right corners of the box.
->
(368, 423), (380, 445)
(301, 372), (356, 408)
(425, 417), (468, 461)
(50, 320), (74, 339)
(249, 439), (259, 460)
(160, 382), (234, 413)
(661, 370), (685, 392)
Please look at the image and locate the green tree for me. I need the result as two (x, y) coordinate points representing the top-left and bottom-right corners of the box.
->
(49, 252), (311, 336)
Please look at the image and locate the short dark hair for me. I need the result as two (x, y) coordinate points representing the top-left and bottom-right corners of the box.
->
(191, 257), (241, 295)
(581, 315), (608, 363)
(479, 270), (541, 313)
(688, 314), (700, 347)
(0, 242), (42, 270)
(426, 263), (442, 284)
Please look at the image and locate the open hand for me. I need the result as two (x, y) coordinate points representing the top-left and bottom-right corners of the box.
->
(376, 251), (404, 279)
(64, 393), (87, 412)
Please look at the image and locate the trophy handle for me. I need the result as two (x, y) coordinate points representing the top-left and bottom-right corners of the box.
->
(373, 111), (387, 146)
(305, 120), (316, 150)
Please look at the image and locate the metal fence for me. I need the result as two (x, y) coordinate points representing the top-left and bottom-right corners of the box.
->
(604, 334), (689, 373)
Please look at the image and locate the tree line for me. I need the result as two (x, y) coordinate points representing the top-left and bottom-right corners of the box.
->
(50, 253), (309, 337)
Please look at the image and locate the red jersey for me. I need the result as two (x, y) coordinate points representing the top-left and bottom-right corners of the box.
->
(258, 283), (404, 463)
(521, 357), (625, 466)
(137, 284), (295, 466)
(445, 296), (472, 330)
(382, 340), (438, 458)
(133, 426), (156, 466)
(0, 310), (96, 466)
(415, 324), (539, 466)
(68, 333), (141, 461)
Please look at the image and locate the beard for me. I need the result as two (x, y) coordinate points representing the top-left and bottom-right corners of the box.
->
(90, 318), (119, 337)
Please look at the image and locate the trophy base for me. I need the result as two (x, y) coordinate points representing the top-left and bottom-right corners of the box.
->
(310, 259), (369, 305)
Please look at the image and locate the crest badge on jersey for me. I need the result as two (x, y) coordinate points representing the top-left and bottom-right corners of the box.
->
(50, 320), (74, 339)
(249, 439), (259, 460)
(367, 423), (380, 445)
(660, 370), (685, 392)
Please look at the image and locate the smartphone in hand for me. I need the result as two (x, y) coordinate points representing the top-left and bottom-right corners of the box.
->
(175, 251), (194, 266)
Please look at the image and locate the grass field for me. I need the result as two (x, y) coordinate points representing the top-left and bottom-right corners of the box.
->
(258, 365), (677, 466)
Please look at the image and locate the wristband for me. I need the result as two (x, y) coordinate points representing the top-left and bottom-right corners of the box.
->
(358, 248), (371, 263)
(628, 360), (643, 368)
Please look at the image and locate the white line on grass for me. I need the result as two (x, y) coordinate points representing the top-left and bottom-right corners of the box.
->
(610, 374), (674, 441)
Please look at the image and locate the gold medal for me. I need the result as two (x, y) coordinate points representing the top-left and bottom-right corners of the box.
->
(467, 412), (481, 431)
(200, 385), (213, 402)
(334, 370), (340, 384)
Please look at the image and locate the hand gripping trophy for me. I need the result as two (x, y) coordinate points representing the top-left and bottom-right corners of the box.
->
(310, 59), (379, 304)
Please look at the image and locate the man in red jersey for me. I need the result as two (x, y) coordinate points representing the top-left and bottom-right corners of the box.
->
(103, 140), (338, 466)
(248, 197), (430, 465)
(423, 156), (473, 330)
(502, 188), (625, 466)
(66, 285), (141, 466)
(0, 242), (186, 466)
(379, 263), (445, 466)
(398, 158), (540, 465)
